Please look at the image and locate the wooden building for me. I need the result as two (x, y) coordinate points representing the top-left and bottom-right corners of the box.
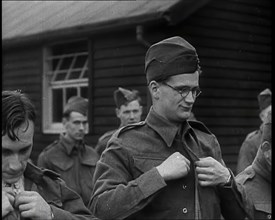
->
(2, 0), (271, 173)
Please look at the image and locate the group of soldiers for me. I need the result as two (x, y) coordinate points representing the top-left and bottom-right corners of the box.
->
(2, 36), (271, 220)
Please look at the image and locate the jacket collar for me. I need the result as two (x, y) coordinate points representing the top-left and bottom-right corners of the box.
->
(145, 107), (192, 147)
(59, 133), (85, 155)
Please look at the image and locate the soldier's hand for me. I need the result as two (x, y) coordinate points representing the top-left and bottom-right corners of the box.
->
(156, 152), (190, 181)
(195, 157), (230, 186)
(2, 189), (15, 217)
(14, 191), (53, 220)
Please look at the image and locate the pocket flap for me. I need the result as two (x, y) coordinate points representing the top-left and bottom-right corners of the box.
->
(133, 156), (164, 173)
(254, 202), (271, 213)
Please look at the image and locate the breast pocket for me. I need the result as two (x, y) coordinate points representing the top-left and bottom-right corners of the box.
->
(254, 202), (271, 216)
(133, 156), (165, 177)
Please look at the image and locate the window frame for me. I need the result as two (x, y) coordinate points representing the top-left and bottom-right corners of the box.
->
(42, 39), (90, 134)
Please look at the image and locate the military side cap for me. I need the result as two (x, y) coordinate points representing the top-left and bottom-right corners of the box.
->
(257, 88), (271, 111)
(114, 87), (140, 108)
(145, 36), (200, 83)
(63, 96), (88, 116)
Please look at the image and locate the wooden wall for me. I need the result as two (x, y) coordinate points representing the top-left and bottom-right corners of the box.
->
(2, 0), (271, 173)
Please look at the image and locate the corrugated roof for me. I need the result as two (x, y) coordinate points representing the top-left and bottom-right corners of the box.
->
(2, 1), (181, 40)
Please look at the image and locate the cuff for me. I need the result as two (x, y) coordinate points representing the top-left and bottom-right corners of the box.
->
(136, 167), (167, 198)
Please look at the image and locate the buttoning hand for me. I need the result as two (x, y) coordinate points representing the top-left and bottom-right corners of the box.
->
(2, 188), (16, 217)
(195, 157), (230, 186)
(14, 191), (53, 220)
(156, 152), (190, 181)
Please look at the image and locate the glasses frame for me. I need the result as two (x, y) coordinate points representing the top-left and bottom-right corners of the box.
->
(162, 82), (202, 99)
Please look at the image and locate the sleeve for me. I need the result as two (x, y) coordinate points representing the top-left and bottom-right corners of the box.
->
(89, 138), (167, 220)
(94, 139), (108, 156)
(50, 178), (100, 220)
(217, 169), (253, 220)
(236, 140), (257, 174)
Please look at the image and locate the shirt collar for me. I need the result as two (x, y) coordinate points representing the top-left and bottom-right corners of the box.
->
(145, 107), (192, 147)
(59, 133), (84, 155)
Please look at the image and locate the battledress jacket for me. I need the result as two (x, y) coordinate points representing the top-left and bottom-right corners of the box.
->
(89, 108), (246, 220)
(95, 129), (117, 156)
(236, 125), (262, 174)
(37, 134), (99, 207)
(3, 162), (99, 220)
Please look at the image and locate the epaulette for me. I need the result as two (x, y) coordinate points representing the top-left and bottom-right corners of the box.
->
(98, 130), (116, 142)
(113, 121), (146, 138)
(42, 168), (61, 180)
(41, 140), (59, 153)
(188, 120), (212, 135)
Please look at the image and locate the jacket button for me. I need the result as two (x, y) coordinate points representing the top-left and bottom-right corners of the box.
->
(182, 208), (188, 214)
(267, 214), (271, 219)
(182, 185), (187, 189)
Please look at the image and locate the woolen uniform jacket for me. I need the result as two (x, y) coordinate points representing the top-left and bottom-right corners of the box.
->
(89, 108), (246, 220)
(3, 162), (99, 220)
(37, 134), (99, 207)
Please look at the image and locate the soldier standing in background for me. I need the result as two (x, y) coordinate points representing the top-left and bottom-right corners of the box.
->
(95, 87), (143, 156)
(37, 96), (99, 207)
(236, 110), (271, 219)
(236, 88), (271, 174)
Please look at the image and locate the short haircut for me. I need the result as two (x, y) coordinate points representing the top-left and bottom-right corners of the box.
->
(2, 90), (36, 141)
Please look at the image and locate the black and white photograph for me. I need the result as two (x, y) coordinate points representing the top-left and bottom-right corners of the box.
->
(2, 1), (271, 219)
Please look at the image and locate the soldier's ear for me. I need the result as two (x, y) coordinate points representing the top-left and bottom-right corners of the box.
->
(148, 80), (160, 100)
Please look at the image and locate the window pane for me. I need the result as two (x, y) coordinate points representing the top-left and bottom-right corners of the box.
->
(81, 87), (88, 99)
(52, 89), (63, 122)
(74, 55), (87, 68)
(66, 87), (77, 101)
(69, 70), (81, 79)
(55, 72), (67, 81)
(82, 70), (88, 78)
(60, 57), (73, 70)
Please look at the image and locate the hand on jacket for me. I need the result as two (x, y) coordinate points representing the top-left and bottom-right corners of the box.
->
(156, 152), (190, 181)
(14, 191), (53, 220)
(2, 188), (15, 217)
(195, 157), (230, 187)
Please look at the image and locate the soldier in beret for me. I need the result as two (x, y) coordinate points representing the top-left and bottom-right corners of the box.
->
(89, 36), (247, 219)
(236, 110), (272, 219)
(37, 96), (99, 208)
(2, 90), (98, 220)
(95, 87), (143, 156)
(236, 88), (272, 174)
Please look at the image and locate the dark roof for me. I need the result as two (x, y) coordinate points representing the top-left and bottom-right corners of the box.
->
(2, 0), (211, 46)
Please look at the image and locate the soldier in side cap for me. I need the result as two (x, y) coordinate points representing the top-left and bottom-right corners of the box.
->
(236, 110), (272, 219)
(236, 88), (272, 174)
(2, 90), (98, 220)
(38, 96), (100, 208)
(94, 87), (143, 156)
(89, 36), (247, 219)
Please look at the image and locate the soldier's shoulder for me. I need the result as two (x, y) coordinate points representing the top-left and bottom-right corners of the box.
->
(188, 120), (212, 135)
(115, 121), (146, 137)
(245, 130), (259, 140)
(39, 140), (60, 155)
(236, 166), (255, 184)
(98, 129), (117, 142)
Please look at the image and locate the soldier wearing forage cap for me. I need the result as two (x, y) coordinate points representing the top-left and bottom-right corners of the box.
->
(236, 88), (272, 174)
(89, 36), (247, 219)
(236, 110), (272, 219)
(94, 87), (143, 156)
(38, 96), (99, 207)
